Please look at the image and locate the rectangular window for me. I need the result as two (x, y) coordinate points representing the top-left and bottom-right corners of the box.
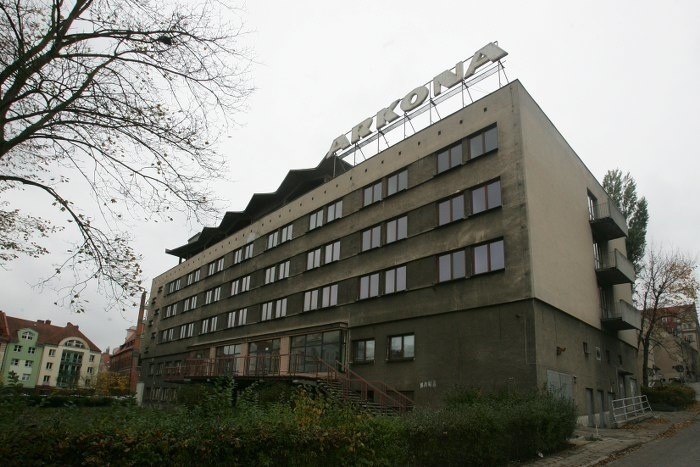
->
(21, 331), (33, 340)
(275, 299), (287, 318)
(471, 180), (502, 214)
(363, 181), (383, 206)
(46, 362), (53, 370)
(186, 269), (200, 286)
(309, 209), (324, 230)
(473, 239), (505, 274)
(324, 241), (341, 264)
(214, 286), (221, 302)
(89, 355), (95, 363)
(186, 323), (194, 337)
(327, 200), (343, 222)
(234, 248), (243, 264)
(360, 273), (380, 299)
(387, 170), (408, 196)
(389, 334), (415, 360)
(43, 375), (50, 383)
(281, 224), (294, 243)
(468, 125), (498, 159)
(27, 347), (35, 354)
(307, 248), (322, 270)
(49, 349), (56, 357)
(267, 231), (279, 249)
(241, 275), (250, 292)
(87, 367), (94, 374)
(362, 225), (382, 251)
(303, 290), (319, 311)
(13, 344), (22, 352)
(24, 360), (33, 367)
(386, 216), (408, 244)
(205, 289), (216, 305)
(201, 317), (217, 334)
(21, 374), (30, 382)
(244, 243), (254, 260)
(208, 260), (216, 275)
(11, 358), (19, 366)
(278, 260), (290, 280)
(183, 297), (191, 312)
(265, 265), (276, 284)
(352, 339), (375, 363)
(437, 142), (463, 174)
(321, 284), (338, 308)
(438, 194), (465, 225)
(179, 324), (187, 339)
(262, 302), (273, 321)
(438, 250), (466, 282)
(227, 308), (248, 328)
(385, 266), (407, 294)
(231, 275), (250, 296)
(175, 279), (181, 291)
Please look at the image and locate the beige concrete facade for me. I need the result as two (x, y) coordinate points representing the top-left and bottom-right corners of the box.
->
(142, 80), (640, 421)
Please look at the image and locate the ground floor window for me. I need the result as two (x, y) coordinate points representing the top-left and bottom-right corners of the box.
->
(388, 334), (414, 360)
(291, 330), (343, 373)
(248, 339), (280, 375)
(352, 339), (375, 363)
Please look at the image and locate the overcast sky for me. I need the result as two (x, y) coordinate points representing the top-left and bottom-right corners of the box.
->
(1, 0), (698, 351)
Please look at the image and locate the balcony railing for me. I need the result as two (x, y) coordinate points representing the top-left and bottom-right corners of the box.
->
(589, 201), (627, 240)
(595, 249), (635, 285)
(602, 299), (642, 331)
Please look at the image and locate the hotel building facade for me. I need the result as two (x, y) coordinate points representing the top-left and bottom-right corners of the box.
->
(142, 79), (640, 423)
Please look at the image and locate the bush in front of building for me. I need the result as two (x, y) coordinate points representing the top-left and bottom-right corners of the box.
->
(642, 384), (696, 410)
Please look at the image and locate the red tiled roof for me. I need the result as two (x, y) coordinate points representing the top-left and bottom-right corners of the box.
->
(0, 311), (101, 352)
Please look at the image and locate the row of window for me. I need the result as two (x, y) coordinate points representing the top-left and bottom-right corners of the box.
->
(160, 236), (505, 323)
(164, 125), (499, 295)
(352, 334), (415, 362)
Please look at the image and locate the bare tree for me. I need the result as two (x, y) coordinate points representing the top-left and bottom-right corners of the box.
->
(636, 246), (699, 387)
(0, 0), (251, 311)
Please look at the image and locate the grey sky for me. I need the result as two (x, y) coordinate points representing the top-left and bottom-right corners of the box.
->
(1, 0), (698, 351)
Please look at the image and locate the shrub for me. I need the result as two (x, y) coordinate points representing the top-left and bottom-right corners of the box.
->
(642, 384), (696, 410)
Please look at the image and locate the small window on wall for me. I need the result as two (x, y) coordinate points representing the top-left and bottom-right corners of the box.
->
(363, 181), (383, 206)
(388, 334), (415, 360)
(473, 239), (504, 274)
(436, 141), (463, 174)
(438, 194), (465, 225)
(386, 170), (408, 196)
(471, 180), (502, 215)
(468, 125), (498, 159)
(352, 339), (375, 363)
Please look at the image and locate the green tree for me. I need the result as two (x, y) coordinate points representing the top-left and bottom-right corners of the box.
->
(636, 246), (699, 387)
(0, 0), (251, 312)
(602, 169), (649, 273)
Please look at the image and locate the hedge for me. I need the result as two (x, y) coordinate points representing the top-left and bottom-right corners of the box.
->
(642, 384), (696, 411)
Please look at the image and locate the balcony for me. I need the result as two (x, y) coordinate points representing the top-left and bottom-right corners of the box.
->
(602, 299), (642, 331)
(589, 201), (628, 240)
(595, 249), (635, 285)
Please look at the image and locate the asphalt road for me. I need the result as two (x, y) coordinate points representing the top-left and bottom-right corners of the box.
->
(606, 419), (700, 467)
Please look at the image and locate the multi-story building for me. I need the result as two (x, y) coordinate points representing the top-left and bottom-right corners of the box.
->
(648, 304), (700, 383)
(0, 311), (102, 389)
(143, 68), (641, 424)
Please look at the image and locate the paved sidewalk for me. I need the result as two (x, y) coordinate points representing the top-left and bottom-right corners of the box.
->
(524, 409), (699, 466)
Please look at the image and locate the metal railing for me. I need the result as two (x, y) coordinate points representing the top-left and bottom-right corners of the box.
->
(611, 395), (652, 426)
(589, 200), (628, 236)
(162, 354), (414, 413)
(602, 299), (642, 330)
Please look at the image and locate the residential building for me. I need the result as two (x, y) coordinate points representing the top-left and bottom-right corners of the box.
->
(142, 74), (640, 424)
(0, 311), (102, 389)
(108, 293), (146, 394)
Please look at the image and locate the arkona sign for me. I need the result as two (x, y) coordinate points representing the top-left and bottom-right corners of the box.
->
(325, 42), (507, 159)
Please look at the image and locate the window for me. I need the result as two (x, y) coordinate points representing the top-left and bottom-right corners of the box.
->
(309, 209), (324, 230)
(353, 339), (375, 363)
(324, 241), (341, 264)
(13, 344), (22, 352)
(265, 266), (276, 284)
(174, 279), (181, 291)
(307, 248), (322, 270)
(11, 358), (19, 366)
(214, 286), (221, 302)
(89, 355), (95, 363)
(186, 323), (194, 338)
(262, 299), (287, 320)
(387, 170), (408, 196)
(438, 194), (465, 225)
(201, 316), (218, 334)
(327, 200), (343, 222)
(267, 231), (279, 249)
(21, 331), (33, 340)
(21, 374), (30, 382)
(362, 225), (382, 251)
(186, 269), (200, 286)
(25, 360), (33, 367)
(363, 181), (383, 206)
(165, 303), (177, 317)
(386, 216), (408, 243)
(244, 243), (254, 260)
(281, 224), (294, 243)
(27, 347), (36, 354)
(385, 266), (407, 294)
(227, 308), (248, 328)
(468, 125), (498, 159)
(231, 276), (250, 296)
(65, 339), (85, 348)
(437, 141), (463, 174)
(49, 349), (56, 357)
(179, 324), (187, 339)
(439, 250), (466, 282)
(303, 290), (318, 311)
(473, 239), (504, 274)
(360, 273), (380, 299)
(207, 257), (225, 276)
(46, 362), (53, 370)
(388, 334), (415, 360)
(278, 261), (290, 280)
(205, 287), (221, 305)
(471, 180), (501, 214)
(43, 375), (50, 383)
(321, 284), (339, 308)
